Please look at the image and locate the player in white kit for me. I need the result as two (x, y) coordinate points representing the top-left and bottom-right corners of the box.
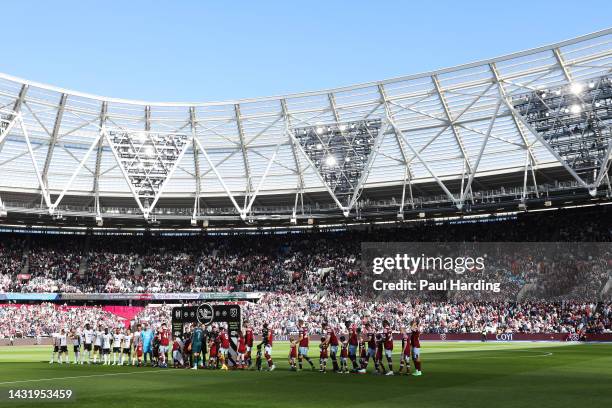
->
(101, 328), (112, 365)
(82, 323), (94, 364)
(112, 328), (124, 365)
(93, 325), (103, 364)
(121, 329), (133, 365)
(49, 332), (60, 364)
(57, 329), (68, 364)
(71, 329), (81, 364)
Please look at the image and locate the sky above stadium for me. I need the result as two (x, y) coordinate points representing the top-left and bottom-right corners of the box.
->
(1, 1), (610, 102)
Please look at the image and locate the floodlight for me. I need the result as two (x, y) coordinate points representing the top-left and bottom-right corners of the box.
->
(570, 104), (581, 114)
(325, 156), (337, 166)
(569, 82), (584, 95)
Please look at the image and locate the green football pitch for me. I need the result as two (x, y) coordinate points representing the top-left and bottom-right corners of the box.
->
(0, 341), (611, 408)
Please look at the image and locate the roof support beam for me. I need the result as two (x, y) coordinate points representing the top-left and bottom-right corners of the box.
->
(553, 48), (573, 82)
(145, 106), (151, 131)
(501, 97), (589, 190)
(0, 84), (28, 153)
(19, 117), (52, 210)
(41, 93), (68, 189)
(234, 104), (253, 208)
(190, 107), (201, 219)
(490, 62), (538, 166)
(93, 102), (107, 218)
(328, 93), (341, 122)
(379, 84), (415, 213)
(459, 101), (502, 204)
(281, 99), (305, 219)
(385, 113), (458, 205)
(432, 75), (472, 174)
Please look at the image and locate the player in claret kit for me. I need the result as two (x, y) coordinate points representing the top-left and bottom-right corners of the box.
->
(358, 332), (368, 373)
(208, 329), (219, 369)
(136, 338), (144, 367)
(382, 320), (394, 375)
(297, 319), (315, 371)
(322, 322), (340, 372)
(411, 321), (422, 376)
(172, 336), (184, 368)
(244, 323), (254, 368)
(159, 323), (171, 368)
(236, 330), (247, 369)
(358, 324), (377, 374)
(218, 326), (230, 371)
(346, 322), (360, 372)
(374, 333), (385, 375)
(399, 326), (411, 375)
(339, 336), (349, 374)
(261, 322), (275, 371)
(319, 337), (329, 373)
(288, 336), (298, 371)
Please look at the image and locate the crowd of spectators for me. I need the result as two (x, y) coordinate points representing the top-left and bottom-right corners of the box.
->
(0, 207), (609, 295)
(0, 206), (610, 338)
(1, 297), (609, 339)
(0, 303), (124, 338)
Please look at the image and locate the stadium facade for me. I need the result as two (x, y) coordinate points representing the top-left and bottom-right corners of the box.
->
(0, 29), (611, 229)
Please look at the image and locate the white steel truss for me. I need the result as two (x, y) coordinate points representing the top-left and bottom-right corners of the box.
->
(104, 128), (192, 219)
(0, 29), (610, 223)
(291, 119), (386, 216)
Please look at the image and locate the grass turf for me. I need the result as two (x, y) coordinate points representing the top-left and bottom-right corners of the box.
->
(0, 341), (611, 408)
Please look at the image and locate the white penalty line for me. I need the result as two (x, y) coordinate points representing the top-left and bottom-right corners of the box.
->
(0, 369), (171, 386)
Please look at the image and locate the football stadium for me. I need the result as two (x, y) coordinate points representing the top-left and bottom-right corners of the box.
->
(0, 4), (611, 407)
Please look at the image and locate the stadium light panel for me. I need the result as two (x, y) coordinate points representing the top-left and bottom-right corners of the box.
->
(325, 156), (337, 167)
(569, 82), (584, 95)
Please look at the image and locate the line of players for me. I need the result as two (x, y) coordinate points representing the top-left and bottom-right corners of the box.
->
(286, 319), (422, 376)
(48, 319), (422, 376)
(49, 322), (173, 367)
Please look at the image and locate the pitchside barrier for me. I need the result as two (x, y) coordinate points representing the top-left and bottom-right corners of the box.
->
(2, 332), (612, 347)
(171, 304), (242, 366)
(248, 333), (612, 342)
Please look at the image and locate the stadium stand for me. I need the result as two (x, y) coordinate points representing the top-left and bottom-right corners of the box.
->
(1, 206), (611, 338)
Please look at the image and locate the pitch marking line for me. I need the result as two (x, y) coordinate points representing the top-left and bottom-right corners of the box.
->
(425, 351), (554, 360)
(0, 369), (172, 386)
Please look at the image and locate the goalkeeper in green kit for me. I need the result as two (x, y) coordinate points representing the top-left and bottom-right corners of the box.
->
(190, 324), (205, 370)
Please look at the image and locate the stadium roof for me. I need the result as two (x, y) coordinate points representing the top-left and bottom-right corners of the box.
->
(0, 28), (611, 228)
